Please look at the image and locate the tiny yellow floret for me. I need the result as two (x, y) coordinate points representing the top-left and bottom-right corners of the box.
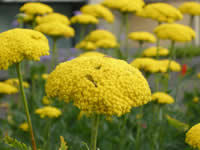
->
(19, 122), (29, 132)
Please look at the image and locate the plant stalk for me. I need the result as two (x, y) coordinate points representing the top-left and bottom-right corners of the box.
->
(16, 62), (37, 150)
(90, 114), (100, 150)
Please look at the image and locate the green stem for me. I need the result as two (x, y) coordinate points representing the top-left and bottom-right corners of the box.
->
(16, 63), (37, 150)
(43, 119), (52, 150)
(90, 114), (100, 150)
(156, 37), (160, 59)
(80, 25), (86, 42)
(124, 13), (129, 60)
(51, 38), (58, 70)
(166, 41), (175, 91)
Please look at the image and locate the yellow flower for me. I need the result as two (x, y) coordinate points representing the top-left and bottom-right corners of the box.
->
(59, 136), (68, 150)
(130, 58), (181, 73)
(0, 28), (49, 70)
(81, 4), (114, 23)
(197, 73), (200, 79)
(154, 23), (196, 42)
(142, 46), (169, 57)
(193, 96), (199, 103)
(0, 82), (18, 94)
(20, 2), (53, 15)
(4, 78), (29, 88)
(136, 3), (182, 23)
(85, 29), (117, 42)
(128, 32), (156, 43)
(179, 2), (200, 16)
(102, 0), (144, 13)
(96, 39), (119, 49)
(46, 56), (151, 117)
(42, 74), (49, 80)
(71, 14), (99, 24)
(36, 13), (70, 25)
(185, 123), (200, 150)
(35, 22), (75, 38)
(75, 41), (97, 51)
(35, 106), (62, 118)
(19, 122), (29, 132)
(79, 52), (105, 57)
(42, 96), (53, 105)
(152, 92), (174, 104)
(166, 115), (189, 131)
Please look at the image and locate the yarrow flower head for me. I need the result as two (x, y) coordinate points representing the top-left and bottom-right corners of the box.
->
(42, 96), (53, 105)
(4, 78), (29, 88)
(154, 24), (196, 42)
(179, 2), (200, 16)
(35, 106), (62, 118)
(71, 14), (99, 24)
(20, 2), (53, 15)
(81, 4), (114, 23)
(76, 41), (97, 51)
(0, 28), (49, 70)
(35, 22), (75, 38)
(185, 123), (200, 150)
(137, 3), (182, 23)
(36, 13), (70, 25)
(128, 32), (156, 43)
(0, 82), (18, 94)
(152, 92), (174, 104)
(46, 56), (151, 117)
(77, 29), (118, 50)
(102, 0), (145, 13)
(193, 96), (199, 103)
(166, 115), (189, 131)
(142, 46), (169, 57)
(19, 122), (29, 132)
(130, 58), (181, 73)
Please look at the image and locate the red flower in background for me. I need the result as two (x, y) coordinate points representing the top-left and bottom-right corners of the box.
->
(181, 64), (187, 76)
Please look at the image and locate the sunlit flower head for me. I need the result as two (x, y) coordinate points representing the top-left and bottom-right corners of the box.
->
(75, 41), (97, 51)
(36, 13), (70, 25)
(35, 22), (75, 38)
(128, 32), (156, 43)
(42, 96), (53, 105)
(35, 106), (62, 118)
(20, 2), (53, 15)
(130, 58), (181, 73)
(42, 74), (49, 80)
(152, 92), (174, 104)
(136, 3), (182, 23)
(4, 78), (29, 88)
(0, 82), (18, 94)
(0, 28), (49, 70)
(185, 123), (200, 150)
(19, 122), (29, 132)
(71, 14), (99, 24)
(193, 96), (199, 103)
(46, 56), (151, 117)
(102, 0), (145, 13)
(154, 23), (196, 42)
(179, 2), (200, 16)
(81, 4), (114, 23)
(142, 46), (169, 57)
(166, 115), (189, 131)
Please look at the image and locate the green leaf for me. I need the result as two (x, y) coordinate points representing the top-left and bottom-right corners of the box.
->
(4, 136), (31, 150)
